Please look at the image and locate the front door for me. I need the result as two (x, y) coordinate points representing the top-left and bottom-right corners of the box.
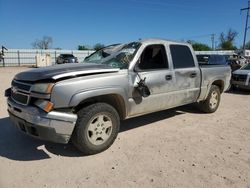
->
(128, 44), (176, 117)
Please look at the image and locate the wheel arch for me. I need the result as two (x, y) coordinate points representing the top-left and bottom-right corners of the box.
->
(212, 80), (224, 93)
(73, 94), (127, 120)
(202, 79), (224, 101)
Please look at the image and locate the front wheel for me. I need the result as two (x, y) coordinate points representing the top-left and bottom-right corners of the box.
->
(72, 103), (120, 155)
(198, 85), (221, 113)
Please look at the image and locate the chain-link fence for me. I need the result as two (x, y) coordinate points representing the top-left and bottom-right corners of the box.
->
(0, 49), (95, 67)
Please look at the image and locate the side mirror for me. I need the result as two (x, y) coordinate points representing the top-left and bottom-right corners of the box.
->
(136, 77), (151, 98)
(137, 85), (150, 97)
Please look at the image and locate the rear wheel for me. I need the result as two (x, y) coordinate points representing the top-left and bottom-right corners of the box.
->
(72, 103), (120, 155)
(198, 85), (221, 113)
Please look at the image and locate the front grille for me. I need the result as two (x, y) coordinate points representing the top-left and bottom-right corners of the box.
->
(11, 80), (31, 92)
(11, 90), (29, 105)
(11, 80), (32, 105)
(232, 74), (247, 82)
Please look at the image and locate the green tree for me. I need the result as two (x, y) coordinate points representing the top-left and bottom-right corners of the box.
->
(93, 43), (105, 50)
(78, 45), (89, 50)
(187, 40), (211, 51)
(219, 29), (238, 50)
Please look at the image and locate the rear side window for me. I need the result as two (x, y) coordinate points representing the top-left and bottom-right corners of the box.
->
(170, 45), (195, 69)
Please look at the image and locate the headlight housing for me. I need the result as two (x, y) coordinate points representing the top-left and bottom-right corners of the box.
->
(31, 83), (54, 94)
(34, 99), (54, 112)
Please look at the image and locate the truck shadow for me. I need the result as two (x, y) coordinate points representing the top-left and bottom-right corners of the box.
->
(0, 104), (200, 161)
(0, 117), (51, 161)
(120, 104), (201, 132)
(226, 89), (250, 95)
(0, 117), (82, 161)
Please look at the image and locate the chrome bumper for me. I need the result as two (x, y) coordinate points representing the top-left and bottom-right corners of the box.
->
(7, 98), (77, 144)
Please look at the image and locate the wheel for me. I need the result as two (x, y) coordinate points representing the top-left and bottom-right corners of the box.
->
(198, 85), (221, 113)
(72, 103), (120, 155)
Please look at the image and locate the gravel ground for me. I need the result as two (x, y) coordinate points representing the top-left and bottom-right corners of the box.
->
(0, 67), (250, 188)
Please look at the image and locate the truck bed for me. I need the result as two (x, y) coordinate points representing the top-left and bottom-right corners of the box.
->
(198, 65), (231, 101)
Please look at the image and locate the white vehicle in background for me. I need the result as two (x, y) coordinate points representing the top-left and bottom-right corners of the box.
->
(231, 63), (250, 90)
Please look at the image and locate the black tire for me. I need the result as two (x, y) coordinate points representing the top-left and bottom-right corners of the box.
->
(72, 103), (120, 155)
(198, 85), (221, 113)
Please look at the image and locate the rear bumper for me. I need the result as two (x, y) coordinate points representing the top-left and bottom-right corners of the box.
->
(7, 98), (77, 144)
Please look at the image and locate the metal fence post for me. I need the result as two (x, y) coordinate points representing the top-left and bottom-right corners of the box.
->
(55, 51), (57, 65)
(17, 50), (20, 66)
(36, 51), (38, 67)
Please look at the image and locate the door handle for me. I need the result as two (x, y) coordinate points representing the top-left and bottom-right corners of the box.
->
(165, 75), (172, 80)
(190, 73), (197, 78)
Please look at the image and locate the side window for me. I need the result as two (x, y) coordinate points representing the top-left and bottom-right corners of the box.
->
(138, 45), (168, 70)
(170, 45), (195, 69)
(209, 55), (215, 64)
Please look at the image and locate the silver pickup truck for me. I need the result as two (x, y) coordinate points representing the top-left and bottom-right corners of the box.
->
(5, 39), (231, 154)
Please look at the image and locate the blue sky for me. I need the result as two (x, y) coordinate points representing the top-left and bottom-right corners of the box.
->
(0, 0), (249, 49)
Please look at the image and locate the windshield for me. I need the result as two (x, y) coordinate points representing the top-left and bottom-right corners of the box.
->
(85, 44), (124, 62)
(87, 42), (141, 69)
(241, 63), (250, 70)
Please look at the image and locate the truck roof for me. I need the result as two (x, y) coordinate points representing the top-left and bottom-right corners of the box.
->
(139, 38), (191, 46)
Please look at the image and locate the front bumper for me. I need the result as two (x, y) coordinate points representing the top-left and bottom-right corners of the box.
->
(7, 98), (77, 144)
(231, 80), (250, 90)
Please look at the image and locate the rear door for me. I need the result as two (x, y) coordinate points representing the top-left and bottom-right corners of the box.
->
(169, 44), (201, 105)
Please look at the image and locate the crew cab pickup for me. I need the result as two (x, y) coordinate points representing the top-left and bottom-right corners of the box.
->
(5, 39), (231, 154)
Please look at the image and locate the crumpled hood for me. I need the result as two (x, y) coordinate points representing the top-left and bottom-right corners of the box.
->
(14, 63), (120, 82)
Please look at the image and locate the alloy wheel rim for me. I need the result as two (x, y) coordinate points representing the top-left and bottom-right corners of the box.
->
(209, 91), (218, 109)
(86, 114), (113, 146)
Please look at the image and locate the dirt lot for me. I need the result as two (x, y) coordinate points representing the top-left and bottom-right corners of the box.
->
(0, 67), (250, 188)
